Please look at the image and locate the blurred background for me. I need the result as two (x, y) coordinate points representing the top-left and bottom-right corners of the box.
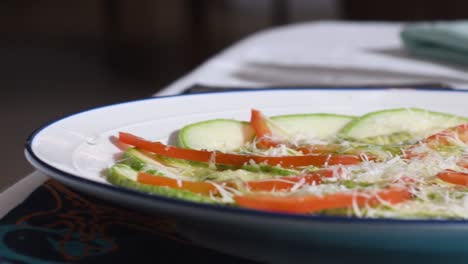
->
(2, 0), (468, 188)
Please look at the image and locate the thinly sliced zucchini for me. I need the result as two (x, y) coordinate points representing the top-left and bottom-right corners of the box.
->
(123, 148), (173, 172)
(107, 164), (217, 203)
(178, 119), (254, 152)
(269, 113), (355, 141)
(122, 147), (199, 180)
(340, 108), (468, 144)
(179, 114), (355, 151)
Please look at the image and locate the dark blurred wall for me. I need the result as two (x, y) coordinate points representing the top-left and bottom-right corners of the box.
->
(342, 0), (468, 21)
(0, 1), (103, 39)
(0, 0), (339, 187)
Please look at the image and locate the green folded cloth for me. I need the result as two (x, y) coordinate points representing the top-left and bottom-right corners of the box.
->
(401, 20), (468, 65)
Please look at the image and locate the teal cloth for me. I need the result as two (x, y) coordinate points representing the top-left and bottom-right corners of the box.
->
(401, 20), (468, 65)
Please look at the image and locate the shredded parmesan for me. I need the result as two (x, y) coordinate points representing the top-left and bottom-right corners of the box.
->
(113, 110), (468, 219)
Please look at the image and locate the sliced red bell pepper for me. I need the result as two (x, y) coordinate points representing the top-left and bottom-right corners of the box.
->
(234, 187), (411, 213)
(137, 172), (218, 195)
(404, 123), (468, 159)
(244, 169), (336, 192)
(119, 132), (363, 168)
(245, 176), (318, 192)
(296, 144), (342, 155)
(250, 109), (281, 149)
(139, 168), (337, 194)
(437, 170), (468, 186)
(423, 123), (468, 147)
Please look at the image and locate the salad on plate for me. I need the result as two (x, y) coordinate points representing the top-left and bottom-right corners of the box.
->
(107, 107), (468, 219)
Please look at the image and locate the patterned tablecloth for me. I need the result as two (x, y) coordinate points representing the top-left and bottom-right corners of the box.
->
(0, 179), (255, 263)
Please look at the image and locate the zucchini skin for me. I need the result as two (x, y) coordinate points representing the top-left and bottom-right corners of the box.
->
(270, 113), (355, 119)
(339, 108), (468, 143)
(178, 119), (254, 151)
(108, 165), (217, 204)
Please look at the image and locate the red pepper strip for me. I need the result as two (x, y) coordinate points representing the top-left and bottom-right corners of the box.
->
(423, 123), (468, 147)
(405, 123), (468, 159)
(245, 175), (319, 192)
(139, 169), (336, 195)
(137, 172), (219, 195)
(250, 109), (281, 149)
(296, 144), (342, 155)
(437, 170), (468, 186)
(119, 132), (362, 168)
(244, 169), (336, 192)
(234, 187), (411, 214)
(297, 145), (377, 162)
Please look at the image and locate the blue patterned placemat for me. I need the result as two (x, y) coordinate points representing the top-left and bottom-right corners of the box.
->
(0, 180), (255, 263)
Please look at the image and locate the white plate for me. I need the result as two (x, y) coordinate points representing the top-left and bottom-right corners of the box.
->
(25, 88), (468, 263)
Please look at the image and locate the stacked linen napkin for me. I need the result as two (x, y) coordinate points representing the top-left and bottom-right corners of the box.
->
(401, 20), (468, 66)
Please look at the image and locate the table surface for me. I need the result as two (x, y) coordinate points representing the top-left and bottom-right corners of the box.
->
(4, 18), (468, 231)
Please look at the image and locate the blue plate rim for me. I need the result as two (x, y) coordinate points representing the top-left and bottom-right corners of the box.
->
(24, 87), (468, 225)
